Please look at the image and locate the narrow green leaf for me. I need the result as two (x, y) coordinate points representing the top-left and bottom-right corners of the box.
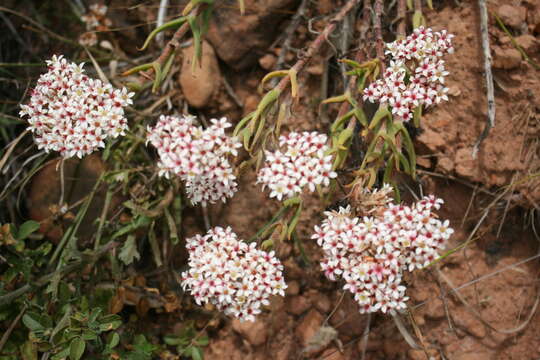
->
(140, 17), (187, 51)
(22, 313), (44, 332)
(369, 105), (391, 130)
(413, 105), (422, 127)
(16, 220), (40, 240)
(407, 0), (413, 10)
(337, 128), (354, 146)
(164, 335), (184, 346)
(191, 346), (204, 360)
(151, 62), (162, 93)
(237, 0), (245, 14)
(412, 10), (425, 29)
(287, 201), (303, 240)
(69, 337), (86, 360)
(188, 15), (203, 69)
(20, 340), (37, 360)
(108, 332), (120, 348)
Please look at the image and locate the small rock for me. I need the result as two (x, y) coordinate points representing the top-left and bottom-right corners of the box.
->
(408, 349), (426, 360)
(383, 339), (402, 358)
(418, 128), (446, 151)
(493, 47), (522, 69)
(179, 41), (221, 108)
(311, 292), (332, 313)
(286, 280), (300, 296)
(438, 156), (454, 173)
(497, 4), (526, 29)
(408, 349), (439, 360)
(453, 352), (493, 360)
(447, 86), (461, 97)
(454, 148), (480, 180)
(416, 157), (432, 168)
(295, 309), (324, 346)
(455, 309), (486, 338)
(515, 34), (539, 54)
(283, 258), (304, 279)
(287, 295), (311, 315)
(320, 348), (346, 360)
(28, 154), (112, 241)
(243, 94), (260, 114)
(329, 294), (366, 337)
(259, 53), (277, 70)
(206, 0), (299, 69)
(423, 297), (445, 319)
(231, 318), (268, 346)
(274, 337), (294, 360)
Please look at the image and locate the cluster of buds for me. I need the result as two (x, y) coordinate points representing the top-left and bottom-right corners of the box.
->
(312, 193), (453, 314)
(79, 4), (112, 46)
(257, 132), (337, 201)
(20, 55), (133, 158)
(181, 227), (287, 322)
(147, 115), (241, 206)
(363, 27), (454, 122)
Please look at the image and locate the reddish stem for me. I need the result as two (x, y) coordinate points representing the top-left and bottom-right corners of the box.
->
(276, 0), (361, 93)
(141, 5), (204, 79)
(397, 0), (406, 38)
(373, 0), (385, 73)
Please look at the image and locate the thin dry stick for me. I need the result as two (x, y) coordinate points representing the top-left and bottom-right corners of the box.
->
(333, 2), (369, 129)
(397, 0), (406, 38)
(0, 129), (29, 172)
(392, 312), (421, 349)
(436, 264), (540, 335)
(57, 158), (66, 207)
(0, 304), (26, 352)
(359, 313), (371, 360)
(335, 251), (540, 356)
(472, 0), (495, 158)
(141, 4), (204, 79)
(272, 0), (310, 86)
(275, 0), (361, 93)
(373, 0), (385, 73)
(414, 0), (422, 13)
(156, 0), (169, 44)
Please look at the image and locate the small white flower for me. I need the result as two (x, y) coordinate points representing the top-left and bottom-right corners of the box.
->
(181, 227), (286, 322)
(312, 187), (453, 314)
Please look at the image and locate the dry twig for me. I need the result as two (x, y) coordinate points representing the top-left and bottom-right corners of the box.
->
(472, 0), (495, 158)
(275, 0), (361, 94)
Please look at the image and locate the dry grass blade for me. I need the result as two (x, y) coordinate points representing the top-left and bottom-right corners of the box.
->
(436, 261), (540, 335)
(0, 129), (29, 172)
(391, 311), (421, 349)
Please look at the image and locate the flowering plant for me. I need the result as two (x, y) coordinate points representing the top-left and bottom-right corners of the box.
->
(363, 27), (454, 122)
(181, 227), (287, 322)
(19, 55), (133, 158)
(257, 131), (337, 201)
(146, 115), (241, 206)
(312, 188), (453, 314)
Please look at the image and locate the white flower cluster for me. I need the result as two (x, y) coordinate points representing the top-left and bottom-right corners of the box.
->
(181, 227), (287, 322)
(147, 115), (241, 206)
(312, 194), (453, 314)
(363, 27), (454, 122)
(79, 4), (111, 46)
(20, 55), (133, 158)
(257, 132), (337, 201)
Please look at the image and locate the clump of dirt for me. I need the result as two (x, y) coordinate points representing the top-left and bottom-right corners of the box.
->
(417, 0), (540, 209)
